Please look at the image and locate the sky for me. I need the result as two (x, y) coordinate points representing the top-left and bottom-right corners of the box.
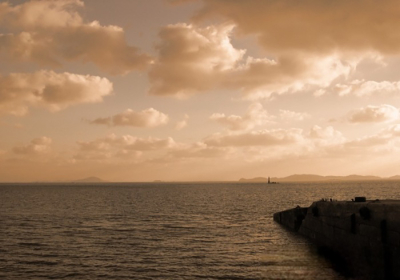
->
(2, 0), (400, 182)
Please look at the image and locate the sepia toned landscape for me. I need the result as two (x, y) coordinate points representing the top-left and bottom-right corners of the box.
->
(2, 1), (400, 279)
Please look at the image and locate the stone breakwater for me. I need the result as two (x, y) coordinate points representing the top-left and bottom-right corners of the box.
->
(273, 198), (400, 280)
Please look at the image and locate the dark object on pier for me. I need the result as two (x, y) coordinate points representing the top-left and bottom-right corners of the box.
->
(273, 197), (400, 280)
(354, 196), (366, 202)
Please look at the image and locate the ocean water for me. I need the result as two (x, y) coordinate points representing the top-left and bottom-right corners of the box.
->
(1, 181), (400, 280)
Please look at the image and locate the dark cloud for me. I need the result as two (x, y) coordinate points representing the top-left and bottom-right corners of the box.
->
(0, 0), (151, 74)
(192, 0), (400, 55)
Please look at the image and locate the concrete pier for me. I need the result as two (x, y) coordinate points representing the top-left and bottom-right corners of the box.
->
(274, 198), (400, 280)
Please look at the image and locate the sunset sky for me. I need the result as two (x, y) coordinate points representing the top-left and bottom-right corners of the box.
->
(2, 0), (400, 182)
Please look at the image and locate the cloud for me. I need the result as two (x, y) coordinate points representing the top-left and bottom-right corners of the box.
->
(75, 134), (231, 163)
(344, 135), (390, 150)
(175, 114), (189, 130)
(309, 125), (343, 139)
(313, 89), (327, 97)
(385, 124), (400, 137)
(198, 125), (345, 155)
(308, 125), (345, 146)
(167, 142), (229, 159)
(335, 80), (400, 97)
(227, 54), (354, 100)
(210, 102), (274, 131)
(193, 125), (344, 162)
(166, 125), (347, 163)
(0, 0), (84, 29)
(348, 104), (399, 123)
(13, 136), (52, 155)
(0, 70), (113, 116)
(90, 108), (169, 128)
(327, 124), (400, 156)
(0, 0), (151, 74)
(168, 124), (350, 163)
(149, 23), (354, 99)
(149, 23), (244, 97)
(204, 128), (304, 147)
(299, 123), (400, 160)
(75, 134), (177, 161)
(280, 110), (310, 122)
(191, 0), (400, 56)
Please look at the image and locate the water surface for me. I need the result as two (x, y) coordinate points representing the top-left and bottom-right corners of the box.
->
(1, 181), (399, 279)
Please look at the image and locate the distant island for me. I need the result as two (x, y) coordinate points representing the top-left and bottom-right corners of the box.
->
(239, 174), (400, 182)
(72, 176), (107, 183)
(239, 177), (268, 182)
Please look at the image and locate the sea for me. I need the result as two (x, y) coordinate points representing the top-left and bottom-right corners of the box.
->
(1, 181), (400, 280)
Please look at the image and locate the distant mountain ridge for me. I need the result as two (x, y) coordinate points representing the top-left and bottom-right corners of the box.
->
(239, 174), (400, 182)
(72, 176), (106, 183)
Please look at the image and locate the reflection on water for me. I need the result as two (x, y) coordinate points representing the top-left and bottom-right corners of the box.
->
(1, 181), (399, 279)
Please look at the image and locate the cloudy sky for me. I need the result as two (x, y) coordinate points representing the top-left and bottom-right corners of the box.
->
(2, 0), (400, 182)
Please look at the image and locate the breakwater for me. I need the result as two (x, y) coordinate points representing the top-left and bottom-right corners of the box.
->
(274, 198), (400, 280)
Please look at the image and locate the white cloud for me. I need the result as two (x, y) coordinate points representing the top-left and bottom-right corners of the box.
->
(344, 135), (390, 149)
(326, 124), (400, 157)
(308, 124), (400, 159)
(309, 125), (343, 139)
(75, 134), (177, 161)
(175, 114), (189, 130)
(204, 128), (304, 147)
(0, 70), (113, 116)
(335, 80), (400, 97)
(0, 0), (151, 74)
(385, 124), (400, 137)
(313, 89), (327, 97)
(90, 108), (169, 127)
(13, 136), (52, 155)
(228, 54), (355, 100)
(168, 142), (229, 159)
(279, 109), (310, 122)
(348, 104), (399, 123)
(166, 125), (348, 162)
(308, 125), (346, 148)
(146, 123), (400, 164)
(210, 102), (274, 130)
